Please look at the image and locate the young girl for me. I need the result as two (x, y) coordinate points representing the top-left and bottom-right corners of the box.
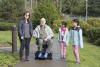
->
(58, 21), (68, 59)
(18, 11), (33, 61)
(66, 19), (83, 65)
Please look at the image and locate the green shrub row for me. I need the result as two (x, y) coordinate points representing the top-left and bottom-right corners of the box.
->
(53, 19), (73, 32)
(87, 27), (100, 45)
(88, 18), (100, 27)
(79, 19), (92, 36)
(94, 39), (100, 46)
(0, 22), (17, 31)
(53, 18), (100, 46)
(53, 19), (92, 36)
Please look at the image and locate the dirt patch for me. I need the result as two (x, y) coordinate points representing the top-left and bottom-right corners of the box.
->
(0, 42), (11, 47)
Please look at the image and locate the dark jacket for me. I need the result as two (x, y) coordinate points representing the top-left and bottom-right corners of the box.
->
(18, 19), (33, 38)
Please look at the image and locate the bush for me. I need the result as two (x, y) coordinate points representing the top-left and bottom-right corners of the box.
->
(32, 0), (61, 29)
(79, 19), (92, 36)
(0, 22), (16, 31)
(53, 19), (63, 32)
(53, 18), (100, 46)
(53, 19), (92, 36)
(94, 39), (100, 46)
(0, 51), (19, 67)
(53, 19), (72, 33)
(66, 19), (73, 29)
(88, 18), (100, 27)
(87, 27), (100, 43)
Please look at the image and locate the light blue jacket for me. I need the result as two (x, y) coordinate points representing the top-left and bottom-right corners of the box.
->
(66, 26), (83, 48)
(58, 28), (68, 42)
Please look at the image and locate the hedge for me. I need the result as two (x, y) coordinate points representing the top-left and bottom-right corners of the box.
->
(87, 27), (100, 43)
(53, 19), (92, 36)
(94, 39), (100, 46)
(88, 18), (100, 27)
(79, 19), (92, 36)
(0, 22), (17, 31)
(53, 19), (72, 33)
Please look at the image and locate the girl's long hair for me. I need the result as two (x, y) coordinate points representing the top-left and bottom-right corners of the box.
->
(23, 11), (30, 23)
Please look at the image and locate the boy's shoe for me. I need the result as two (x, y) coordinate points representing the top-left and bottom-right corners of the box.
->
(44, 53), (48, 58)
(25, 56), (30, 61)
(38, 51), (42, 58)
(75, 62), (80, 65)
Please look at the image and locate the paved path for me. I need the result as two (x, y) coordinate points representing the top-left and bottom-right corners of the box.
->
(0, 39), (68, 67)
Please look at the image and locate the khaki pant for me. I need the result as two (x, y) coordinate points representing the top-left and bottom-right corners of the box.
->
(37, 39), (53, 53)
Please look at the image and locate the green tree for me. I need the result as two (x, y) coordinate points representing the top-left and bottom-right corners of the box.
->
(32, 0), (61, 28)
(88, 0), (100, 17)
(0, 0), (25, 22)
(60, 0), (100, 17)
(61, 0), (85, 15)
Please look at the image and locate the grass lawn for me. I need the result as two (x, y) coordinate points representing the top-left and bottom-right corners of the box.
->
(66, 37), (100, 67)
(0, 31), (35, 46)
(54, 33), (100, 67)
(0, 31), (35, 67)
(0, 51), (19, 67)
(0, 31), (100, 67)
(0, 31), (12, 45)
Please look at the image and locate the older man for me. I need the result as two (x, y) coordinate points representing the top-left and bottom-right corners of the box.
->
(33, 18), (54, 58)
